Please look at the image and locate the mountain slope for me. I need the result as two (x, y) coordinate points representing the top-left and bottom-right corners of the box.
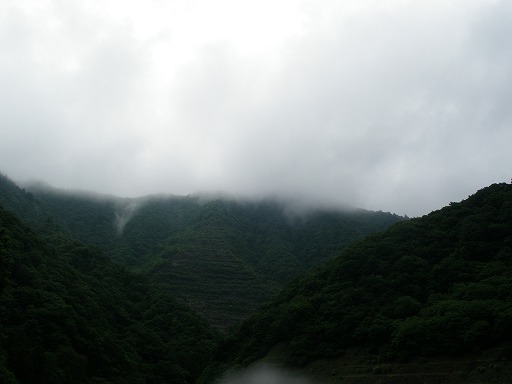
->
(0, 174), (48, 229)
(12, 179), (404, 330)
(203, 183), (512, 381)
(129, 198), (405, 329)
(0, 205), (219, 384)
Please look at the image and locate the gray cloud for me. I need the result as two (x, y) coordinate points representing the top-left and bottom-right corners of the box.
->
(1, 0), (511, 216)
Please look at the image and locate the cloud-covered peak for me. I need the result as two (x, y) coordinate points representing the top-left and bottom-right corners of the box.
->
(1, 0), (511, 217)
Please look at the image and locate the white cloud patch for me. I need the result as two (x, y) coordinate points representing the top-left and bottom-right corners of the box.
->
(1, 0), (511, 216)
(114, 199), (142, 235)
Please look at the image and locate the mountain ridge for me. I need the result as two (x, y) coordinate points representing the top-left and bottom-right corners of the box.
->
(3, 171), (512, 383)
(0, 173), (405, 330)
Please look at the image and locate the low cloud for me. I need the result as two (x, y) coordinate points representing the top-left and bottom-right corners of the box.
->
(1, 0), (511, 217)
(114, 199), (143, 235)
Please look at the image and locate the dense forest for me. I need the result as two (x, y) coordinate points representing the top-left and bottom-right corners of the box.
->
(0, 173), (402, 383)
(2, 172), (512, 383)
(1, 175), (403, 329)
(0, 205), (219, 383)
(201, 182), (512, 382)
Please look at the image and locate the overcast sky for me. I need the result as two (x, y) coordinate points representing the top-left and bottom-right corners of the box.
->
(1, 0), (511, 216)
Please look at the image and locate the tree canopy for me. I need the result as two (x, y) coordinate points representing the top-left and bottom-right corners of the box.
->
(202, 183), (512, 380)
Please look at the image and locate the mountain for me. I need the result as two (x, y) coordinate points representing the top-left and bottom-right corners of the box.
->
(120, 197), (404, 330)
(0, 203), (220, 384)
(0, 175), (404, 330)
(202, 183), (512, 382)
(4, 172), (512, 383)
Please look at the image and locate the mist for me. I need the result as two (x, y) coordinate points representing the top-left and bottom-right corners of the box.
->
(1, 0), (511, 217)
(114, 199), (143, 235)
(220, 365), (314, 384)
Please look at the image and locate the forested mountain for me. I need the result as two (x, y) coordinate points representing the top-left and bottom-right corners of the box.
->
(0, 174), (404, 330)
(202, 183), (512, 382)
(0, 205), (219, 384)
(3, 172), (512, 383)
(121, 197), (404, 329)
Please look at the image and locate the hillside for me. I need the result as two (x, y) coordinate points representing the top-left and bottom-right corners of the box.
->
(0, 205), (219, 384)
(4, 172), (512, 383)
(202, 183), (512, 382)
(124, 198), (404, 329)
(0, 174), (404, 330)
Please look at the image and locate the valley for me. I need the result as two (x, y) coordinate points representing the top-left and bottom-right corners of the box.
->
(1, 173), (512, 384)
(14, 178), (404, 330)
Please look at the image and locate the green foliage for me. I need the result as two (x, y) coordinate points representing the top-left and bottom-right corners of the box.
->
(203, 183), (512, 377)
(122, 200), (401, 319)
(0, 175), (41, 226)
(6, 172), (512, 383)
(15, 184), (403, 330)
(0, 206), (219, 384)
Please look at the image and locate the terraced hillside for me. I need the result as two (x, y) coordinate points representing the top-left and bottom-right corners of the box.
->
(0, 174), (404, 330)
(200, 182), (512, 381)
